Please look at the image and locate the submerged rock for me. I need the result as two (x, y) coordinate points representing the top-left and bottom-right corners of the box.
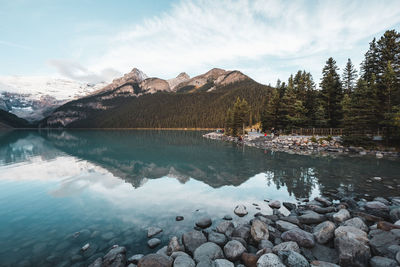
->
(147, 227), (163, 238)
(148, 238), (161, 249)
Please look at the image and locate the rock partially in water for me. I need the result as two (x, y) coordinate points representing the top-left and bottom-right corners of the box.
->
(257, 253), (285, 267)
(251, 219), (269, 242)
(137, 253), (172, 267)
(313, 221), (335, 244)
(281, 229), (315, 248)
(102, 245), (126, 267)
(196, 217), (212, 229)
(148, 238), (161, 249)
(175, 216), (184, 221)
(182, 230), (207, 255)
(223, 215), (233, 220)
(166, 236), (181, 255)
(193, 242), (224, 263)
(234, 205), (248, 217)
(147, 227), (163, 238)
(224, 240), (247, 261)
(269, 200), (281, 209)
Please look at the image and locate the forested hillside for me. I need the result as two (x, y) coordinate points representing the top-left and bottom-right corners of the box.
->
(0, 109), (31, 128)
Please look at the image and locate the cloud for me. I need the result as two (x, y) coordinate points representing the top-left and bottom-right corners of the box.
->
(48, 59), (121, 83)
(59, 0), (400, 84)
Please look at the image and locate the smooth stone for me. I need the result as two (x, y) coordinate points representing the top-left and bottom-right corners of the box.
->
(281, 229), (315, 248)
(370, 256), (398, 267)
(251, 219), (269, 242)
(396, 251), (400, 264)
(196, 258), (214, 267)
(137, 253), (172, 267)
(241, 252), (259, 267)
(310, 243), (338, 264)
(369, 230), (400, 256)
(193, 242), (224, 263)
(332, 209), (351, 223)
(272, 241), (300, 254)
(275, 220), (299, 232)
(299, 211), (326, 224)
(257, 253), (285, 267)
(232, 225), (251, 241)
(148, 227), (163, 238)
(269, 201), (281, 209)
(182, 230), (207, 255)
(103, 246), (127, 267)
(214, 259), (234, 267)
(167, 236), (182, 256)
(128, 254), (144, 264)
(176, 216), (184, 221)
(223, 240), (247, 261)
(283, 202), (297, 211)
(390, 208), (400, 222)
(157, 246), (169, 257)
(148, 238), (161, 249)
(313, 221), (335, 244)
(216, 221), (234, 236)
(101, 232), (115, 241)
(170, 251), (189, 259)
(208, 231), (227, 246)
(278, 250), (310, 267)
(173, 255), (195, 267)
(374, 197), (390, 206)
(314, 197), (332, 207)
(196, 217), (212, 229)
(234, 205), (248, 217)
(82, 243), (90, 251)
(334, 226), (370, 267)
(342, 217), (368, 232)
(223, 215), (232, 220)
(258, 239), (274, 250)
(365, 201), (390, 218)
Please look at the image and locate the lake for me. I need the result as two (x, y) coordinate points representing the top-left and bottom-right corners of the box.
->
(0, 130), (399, 267)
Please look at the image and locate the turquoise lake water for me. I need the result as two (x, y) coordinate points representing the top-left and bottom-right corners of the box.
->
(0, 130), (399, 266)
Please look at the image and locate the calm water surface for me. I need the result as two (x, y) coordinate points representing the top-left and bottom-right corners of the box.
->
(0, 130), (399, 266)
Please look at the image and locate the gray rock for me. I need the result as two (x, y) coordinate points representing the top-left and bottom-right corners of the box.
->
(272, 241), (300, 254)
(310, 243), (338, 264)
(334, 226), (370, 267)
(342, 217), (368, 232)
(257, 253), (286, 267)
(137, 253), (172, 267)
(193, 242), (224, 263)
(310, 261), (339, 267)
(269, 200), (281, 209)
(299, 211), (326, 224)
(276, 220), (299, 232)
(170, 251), (189, 259)
(281, 228), (315, 248)
(234, 205), (248, 217)
(258, 239), (274, 250)
(148, 238), (161, 249)
(148, 227), (163, 238)
(128, 264), (137, 267)
(278, 250), (310, 267)
(176, 216), (184, 221)
(251, 219), (269, 242)
(196, 258), (215, 267)
(196, 217), (212, 229)
(128, 254), (144, 264)
(173, 255), (195, 267)
(374, 197), (390, 205)
(390, 208), (400, 222)
(157, 246), (168, 257)
(232, 225), (251, 241)
(223, 215), (232, 220)
(223, 240), (247, 261)
(397, 251), (400, 264)
(369, 230), (400, 256)
(214, 259), (234, 267)
(332, 209), (351, 223)
(216, 221), (234, 236)
(370, 256), (398, 267)
(283, 202), (297, 211)
(365, 201), (390, 218)
(101, 232), (116, 241)
(313, 221), (335, 244)
(88, 258), (102, 267)
(314, 197), (332, 207)
(167, 236), (182, 256)
(208, 231), (227, 246)
(182, 230), (207, 255)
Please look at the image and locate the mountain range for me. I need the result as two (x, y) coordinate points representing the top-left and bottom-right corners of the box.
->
(0, 68), (273, 128)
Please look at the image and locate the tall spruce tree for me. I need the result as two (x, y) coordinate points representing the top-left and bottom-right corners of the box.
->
(342, 58), (358, 94)
(320, 57), (343, 127)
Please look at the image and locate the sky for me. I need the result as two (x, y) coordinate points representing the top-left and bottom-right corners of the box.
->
(1, 0), (400, 85)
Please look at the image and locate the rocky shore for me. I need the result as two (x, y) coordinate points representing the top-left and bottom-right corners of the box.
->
(203, 132), (399, 158)
(88, 194), (400, 267)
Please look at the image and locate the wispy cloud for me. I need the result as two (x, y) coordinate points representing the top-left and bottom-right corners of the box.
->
(57, 0), (400, 84)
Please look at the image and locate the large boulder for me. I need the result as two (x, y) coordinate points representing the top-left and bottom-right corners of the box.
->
(138, 253), (172, 267)
(182, 230), (207, 255)
(224, 240), (247, 261)
(193, 242), (224, 263)
(281, 229), (315, 248)
(334, 226), (370, 267)
(313, 221), (335, 244)
(369, 230), (400, 256)
(365, 201), (390, 219)
(251, 219), (269, 242)
(257, 253), (286, 267)
(342, 217), (368, 232)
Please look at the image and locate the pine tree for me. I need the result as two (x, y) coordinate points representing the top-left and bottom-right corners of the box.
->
(361, 38), (379, 83)
(320, 57), (343, 127)
(225, 97), (250, 136)
(261, 89), (280, 131)
(342, 58), (358, 94)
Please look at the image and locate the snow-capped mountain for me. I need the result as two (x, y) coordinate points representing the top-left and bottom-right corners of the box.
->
(0, 76), (107, 121)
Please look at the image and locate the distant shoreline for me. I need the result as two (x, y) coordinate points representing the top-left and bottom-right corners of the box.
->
(1, 127), (221, 131)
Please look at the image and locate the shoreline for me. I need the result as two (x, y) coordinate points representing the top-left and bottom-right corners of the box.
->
(88, 194), (400, 267)
(203, 132), (400, 158)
